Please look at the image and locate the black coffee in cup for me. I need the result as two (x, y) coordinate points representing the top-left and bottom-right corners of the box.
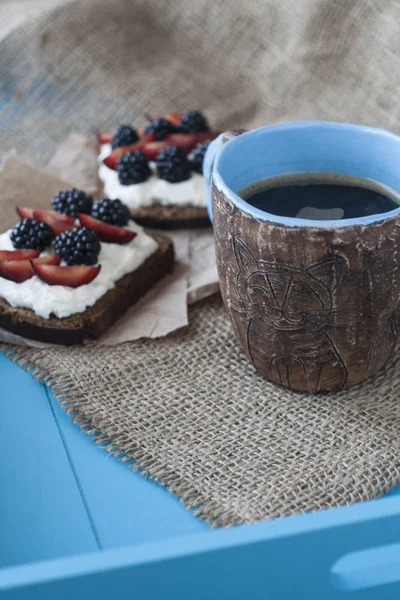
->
(239, 172), (400, 220)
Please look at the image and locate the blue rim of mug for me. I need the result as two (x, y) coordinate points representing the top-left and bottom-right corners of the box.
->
(212, 120), (400, 228)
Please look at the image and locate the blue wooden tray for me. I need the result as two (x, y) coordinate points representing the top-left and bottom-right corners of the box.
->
(1, 352), (400, 599)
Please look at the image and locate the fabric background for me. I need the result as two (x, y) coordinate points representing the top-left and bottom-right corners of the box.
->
(2, 0), (400, 162)
(1, 0), (400, 526)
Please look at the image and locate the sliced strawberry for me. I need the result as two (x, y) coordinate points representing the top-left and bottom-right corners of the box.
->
(146, 112), (182, 126)
(103, 130), (219, 168)
(142, 131), (219, 160)
(0, 249), (39, 261)
(33, 209), (74, 223)
(0, 255), (59, 283)
(167, 131), (219, 147)
(164, 112), (182, 126)
(79, 214), (136, 244)
(140, 131), (156, 143)
(33, 255), (61, 267)
(103, 140), (144, 169)
(0, 260), (35, 282)
(16, 207), (35, 219)
(17, 207), (75, 235)
(32, 263), (101, 287)
(141, 141), (169, 161)
(137, 129), (156, 143)
(33, 209), (75, 236)
(96, 131), (113, 144)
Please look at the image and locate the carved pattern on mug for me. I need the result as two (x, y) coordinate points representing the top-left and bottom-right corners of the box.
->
(231, 236), (348, 391)
(367, 309), (399, 373)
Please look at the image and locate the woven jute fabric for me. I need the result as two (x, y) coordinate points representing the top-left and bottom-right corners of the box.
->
(3, 295), (400, 526)
(3, 0), (400, 162)
(2, 0), (400, 525)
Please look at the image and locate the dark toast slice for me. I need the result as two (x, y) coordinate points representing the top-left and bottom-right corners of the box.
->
(97, 176), (210, 230)
(129, 205), (210, 230)
(0, 231), (174, 345)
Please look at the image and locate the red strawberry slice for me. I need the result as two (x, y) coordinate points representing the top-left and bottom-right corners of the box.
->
(33, 255), (61, 267)
(0, 260), (35, 283)
(137, 128), (150, 140)
(164, 112), (182, 126)
(31, 263), (101, 287)
(79, 214), (136, 244)
(145, 112), (182, 126)
(142, 131), (219, 161)
(17, 207), (36, 219)
(166, 131), (218, 147)
(139, 131), (156, 143)
(0, 249), (39, 261)
(33, 209), (74, 223)
(103, 140), (144, 169)
(0, 255), (60, 283)
(96, 131), (113, 144)
(17, 207), (75, 235)
(103, 131), (219, 168)
(33, 209), (75, 236)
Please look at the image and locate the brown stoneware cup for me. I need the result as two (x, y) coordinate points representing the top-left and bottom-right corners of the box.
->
(203, 121), (400, 392)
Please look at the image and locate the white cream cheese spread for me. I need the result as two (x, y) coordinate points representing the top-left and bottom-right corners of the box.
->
(0, 221), (158, 319)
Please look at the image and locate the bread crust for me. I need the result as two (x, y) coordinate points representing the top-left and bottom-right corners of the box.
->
(129, 205), (210, 230)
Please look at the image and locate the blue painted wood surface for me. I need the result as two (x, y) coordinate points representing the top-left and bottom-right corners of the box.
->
(0, 355), (98, 568)
(0, 352), (206, 565)
(1, 496), (400, 599)
(1, 352), (400, 599)
(47, 389), (207, 549)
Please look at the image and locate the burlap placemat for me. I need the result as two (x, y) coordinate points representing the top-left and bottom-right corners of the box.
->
(2, 294), (400, 527)
(2, 0), (400, 525)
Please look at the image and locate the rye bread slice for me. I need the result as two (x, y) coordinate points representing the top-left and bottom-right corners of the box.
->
(0, 231), (174, 345)
(129, 205), (210, 230)
(97, 170), (210, 229)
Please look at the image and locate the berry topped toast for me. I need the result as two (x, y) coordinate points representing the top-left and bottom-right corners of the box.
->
(97, 111), (219, 229)
(0, 191), (174, 344)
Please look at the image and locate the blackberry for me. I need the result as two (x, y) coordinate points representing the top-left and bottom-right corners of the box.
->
(52, 189), (93, 218)
(179, 110), (209, 133)
(10, 218), (55, 251)
(91, 198), (130, 226)
(111, 124), (139, 150)
(144, 117), (176, 141)
(117, 151), (152, 185)
(156, 146), (191, 183)
(54, 227), (101, 266)
(189, 140), (211, 174)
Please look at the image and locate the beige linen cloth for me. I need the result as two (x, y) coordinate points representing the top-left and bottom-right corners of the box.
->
(1, 0), (400, 526)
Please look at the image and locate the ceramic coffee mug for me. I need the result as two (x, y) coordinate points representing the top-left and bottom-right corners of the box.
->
(204, 121), (400, 392)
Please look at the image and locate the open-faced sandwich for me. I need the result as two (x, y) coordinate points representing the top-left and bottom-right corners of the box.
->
(0, 190), (174, 344)
(97, 111), (219, 229)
